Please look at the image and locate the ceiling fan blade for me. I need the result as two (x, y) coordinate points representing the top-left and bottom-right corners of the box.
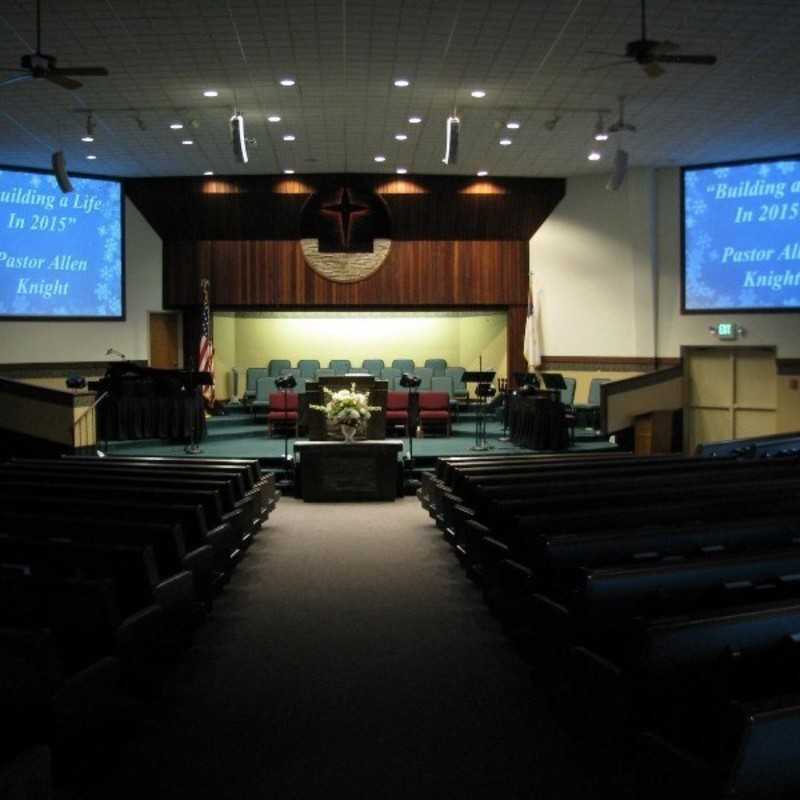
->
(45, 72), (82, 90)
(51, 66), (109, 77)
(0, 74), (33, 87)
(583, 59), (634, 72)
(642, 61), (665, 78)
(655, 54), (717, 65)
(651, 40), (680, 54)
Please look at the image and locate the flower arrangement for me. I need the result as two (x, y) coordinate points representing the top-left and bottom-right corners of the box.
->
(310, 383), (381, 432)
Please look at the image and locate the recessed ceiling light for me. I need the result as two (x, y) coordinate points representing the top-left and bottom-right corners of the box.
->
(170, 123), (184, 130)
(499, 138), (512, 146)
(181, 139), (194, 145)
(408, 116), (422, 124)
(471, 89), (486, 98)
(202, 90), (218, 97)
(203, 170), (214, 176)
(594, 131), (609, 142)
(81, 135), (94, 143)
(394, 133), (408, 141)
(396, 167), (408, 174)
(477, 170), (488, 177)
(506, 121), (521, 130)
(374, 155), (386, 162)
(284, 169), (295, 174)
(393, 78), (410, 87)
(267, 115), (281, 123)
(86, 154), (97, 160)
(279, 78), (295, 87)
(283, 134), (296, 142)
(587, 151), (602, 161)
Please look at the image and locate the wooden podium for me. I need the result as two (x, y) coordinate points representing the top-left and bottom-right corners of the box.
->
(302, 375), (388, 440)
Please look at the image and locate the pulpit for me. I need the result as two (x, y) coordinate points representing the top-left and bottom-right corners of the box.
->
(302, 375), (388, 440)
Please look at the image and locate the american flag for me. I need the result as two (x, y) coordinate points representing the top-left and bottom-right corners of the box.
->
(199, 279), (215, 406)
(523, 273), (542, 369)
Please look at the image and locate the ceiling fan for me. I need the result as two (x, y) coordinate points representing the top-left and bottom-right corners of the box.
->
(586, 0), (717, 79)
(1, 0), (109, 90)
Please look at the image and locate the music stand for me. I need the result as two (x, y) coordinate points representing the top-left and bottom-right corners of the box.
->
(463, 370), (496, 451)
(540, 372), (567, 403)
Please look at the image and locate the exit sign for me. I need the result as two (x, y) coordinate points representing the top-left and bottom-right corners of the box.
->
(716, 323), (738, 340)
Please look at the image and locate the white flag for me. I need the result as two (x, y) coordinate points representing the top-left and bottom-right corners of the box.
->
(523, 276), (541, 369)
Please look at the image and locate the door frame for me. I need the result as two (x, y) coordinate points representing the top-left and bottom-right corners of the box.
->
(680, 344), (777, 453)
(147, 310), (183, 369)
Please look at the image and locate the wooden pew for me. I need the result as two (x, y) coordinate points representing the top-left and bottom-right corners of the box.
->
(0, 482), (244, 565)
(0, 464), (260, 543)
(0, 536), (198, 642)
(0, 510), (214, 605)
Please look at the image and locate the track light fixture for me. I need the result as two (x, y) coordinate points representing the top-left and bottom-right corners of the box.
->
(593, 113), (608, 141)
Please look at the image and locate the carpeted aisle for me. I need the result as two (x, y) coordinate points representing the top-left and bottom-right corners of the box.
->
(73, 498), (626, 799)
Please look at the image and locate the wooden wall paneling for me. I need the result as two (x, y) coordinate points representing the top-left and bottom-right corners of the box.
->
(126, 174), (565, 241)
(164, 240), (530, 309)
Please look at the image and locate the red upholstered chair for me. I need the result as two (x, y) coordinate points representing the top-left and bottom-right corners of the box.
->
(418, 391), (451, 436)
(385, 391), (410, 436)
(267, 391), (299, 437)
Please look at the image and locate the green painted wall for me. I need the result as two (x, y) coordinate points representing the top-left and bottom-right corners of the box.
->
(213, 310), (507, 399)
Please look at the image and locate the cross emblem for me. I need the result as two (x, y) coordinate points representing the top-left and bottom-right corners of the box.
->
(321, 188), (370, 249)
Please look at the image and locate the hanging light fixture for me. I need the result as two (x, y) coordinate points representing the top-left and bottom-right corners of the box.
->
(593, 113), (608, 141)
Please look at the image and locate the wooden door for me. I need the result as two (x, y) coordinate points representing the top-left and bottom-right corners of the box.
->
(684, 347), (777, 452)
(149, 313), (180, 369)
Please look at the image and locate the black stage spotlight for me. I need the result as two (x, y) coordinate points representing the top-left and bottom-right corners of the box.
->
(398, 372), (421, 390)
(275, 374), (297, 464)
(398, 372), (422, 466)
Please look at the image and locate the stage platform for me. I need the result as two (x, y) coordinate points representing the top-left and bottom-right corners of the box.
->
(103, 405), (618, 470)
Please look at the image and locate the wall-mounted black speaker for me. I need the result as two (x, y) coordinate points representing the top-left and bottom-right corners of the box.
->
(51, 150), (73, 193)
(230, 112), (248, 164)
(606, 148), (629, 192)
(442, 115), (460, 165)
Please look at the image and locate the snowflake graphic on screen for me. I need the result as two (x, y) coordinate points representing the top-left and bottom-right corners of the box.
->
(13, 294), (30, 313)
(739, 289), (758, 307)
(713, 168), (730, 179)
(95, 283), (110, 301)
(685, 172), (699, 187)
(109, 296), (121, 315)
(686, 217), (695, 229)
(688, 198), (708, 215)
(29, 174), (41, 187)
(758, 164), (771, 177)
(776, 162), (796, 175)
(98, 225), (106, 237)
